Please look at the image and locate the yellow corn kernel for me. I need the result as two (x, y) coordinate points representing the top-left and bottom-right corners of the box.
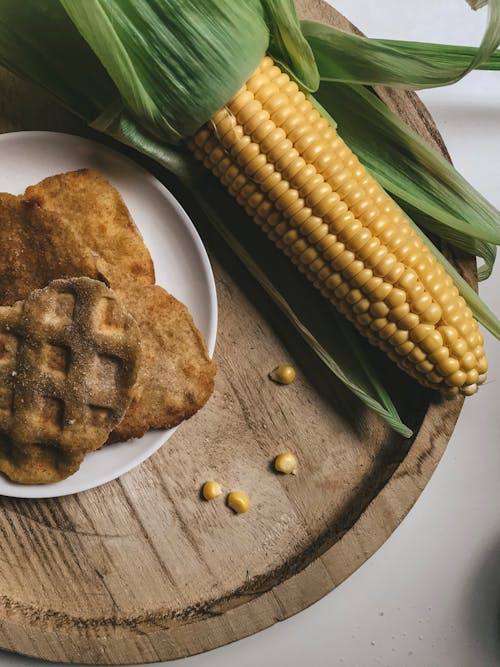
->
(396, 340), (415, 357)
(274, 452), (298, 475)
(428, 347), (449, 364)
(269, 364), (296, 385)
(416, 360), (434, 374)
(446, 370), (468, 387)
(408, 347), (426, 364)
(466, 369), (479, 385)
(227, 491), (250, 514)
(437, 357), (460, 377)
(462, 383), (478, 396)
(202, 481), (222, 501)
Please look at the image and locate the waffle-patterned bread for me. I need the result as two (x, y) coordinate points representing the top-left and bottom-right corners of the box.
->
(0, 278), (140, 483)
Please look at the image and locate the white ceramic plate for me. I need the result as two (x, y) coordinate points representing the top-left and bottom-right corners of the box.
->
(0, 131), (217, 499)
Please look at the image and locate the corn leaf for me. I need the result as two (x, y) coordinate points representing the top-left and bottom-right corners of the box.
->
(263, 0), (319, 91)
(373, 40), (500, 71)
(314, 82), (500, 277)
(302, 0), (500, 89)
(60, 0), (269, 143)
(0, 0), (116, 120)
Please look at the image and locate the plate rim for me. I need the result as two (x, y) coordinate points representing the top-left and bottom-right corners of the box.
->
(0, 129), (218, 499)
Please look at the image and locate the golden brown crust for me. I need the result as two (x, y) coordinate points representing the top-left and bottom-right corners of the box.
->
(23, 169), (155, 289)
(108, 284), (216, 443)
(0, 278), (140, 484)
(0, 193), (101, 305)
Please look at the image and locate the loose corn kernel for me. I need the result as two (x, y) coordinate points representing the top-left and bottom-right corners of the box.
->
(269, 364), (296, 385)
(274, 452), (298, 475)
(227, 490), (250, 514)
(202, 481), (222, 501)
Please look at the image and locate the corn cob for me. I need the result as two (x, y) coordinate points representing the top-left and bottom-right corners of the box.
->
(190, 56), (487, 396)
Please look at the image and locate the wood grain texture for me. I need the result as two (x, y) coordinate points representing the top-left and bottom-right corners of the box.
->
(0, 0), (473, 663)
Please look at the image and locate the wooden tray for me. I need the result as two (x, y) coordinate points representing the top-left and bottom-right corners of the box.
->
(0, 1), (473, 663)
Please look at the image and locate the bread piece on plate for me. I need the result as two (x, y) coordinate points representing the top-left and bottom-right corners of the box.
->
(23, 169), (155, 288)
(0, 193), (101, 305)
(108, 284), (215, 443)
(0, 278), (140, 483)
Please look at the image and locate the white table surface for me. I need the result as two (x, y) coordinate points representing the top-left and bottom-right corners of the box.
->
(3, 2), (500, 666)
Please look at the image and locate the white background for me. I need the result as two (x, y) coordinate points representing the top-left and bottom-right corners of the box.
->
(3, 2), (500, 666)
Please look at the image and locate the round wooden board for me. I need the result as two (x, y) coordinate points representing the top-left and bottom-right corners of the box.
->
(0, 1), (475, 664)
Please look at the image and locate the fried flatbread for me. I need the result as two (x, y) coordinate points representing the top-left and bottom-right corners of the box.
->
(0, 278), (140, 483)
(0, 193), (101, 305)
(108, 284), (215, 443)
(23, 169), (155, 288)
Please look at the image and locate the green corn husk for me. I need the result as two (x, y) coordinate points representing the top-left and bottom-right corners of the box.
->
(371, 40), (500, 71)
(0, 0), (115, 119)
(263, 0), (320, 91)
(302, 0), (500, 88)
(0, 0), (499, 437)
(60, 0), (269, 143)
(61, 0), (320, 142)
